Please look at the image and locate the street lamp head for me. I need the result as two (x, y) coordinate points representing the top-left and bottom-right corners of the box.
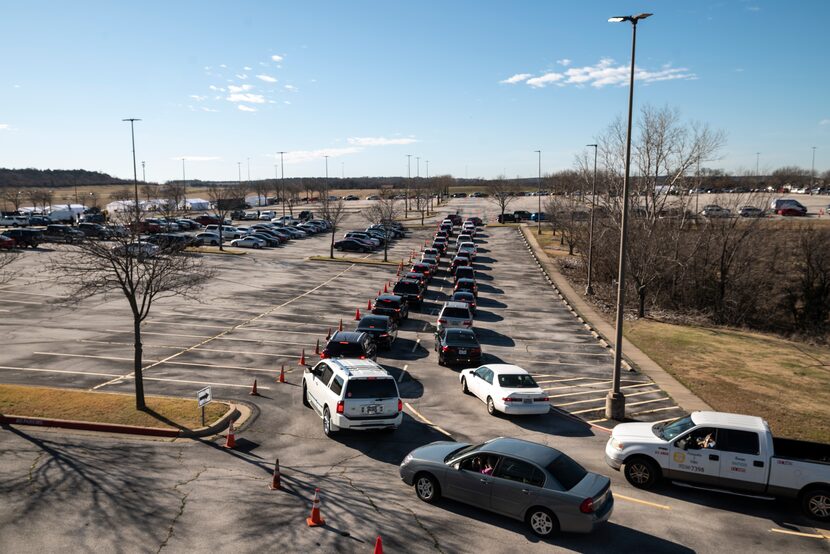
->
(608, 16), (627, 22)
(587, 143), (598, 147)
(634, 13), (653, 20)
(609, 13), (651, 23)
(121, 118), (142, 122)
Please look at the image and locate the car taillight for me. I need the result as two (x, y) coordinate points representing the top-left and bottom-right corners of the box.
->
(535, 397), (549, 402)
(579, 498), (594, 514)
(379, 333), (389, 337)
(470, 348), (481, 353)
(397, 399), (403, 412)
(394, 308), (400, 312)
(336, 401), (344, 414)
(438, 318), (447, 324)
(441, 346), (450, 352)
(320, 351), (329, 359)
(502, 397), (517, 402)
(463, 320), (472, 326)
(359, 355), (366, 359)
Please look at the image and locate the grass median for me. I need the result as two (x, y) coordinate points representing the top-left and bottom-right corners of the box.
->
(0, 384), (229, 430)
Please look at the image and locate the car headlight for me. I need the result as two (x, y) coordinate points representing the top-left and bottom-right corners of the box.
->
(401, 453), (413, 466)
(610, 437), (625, 451)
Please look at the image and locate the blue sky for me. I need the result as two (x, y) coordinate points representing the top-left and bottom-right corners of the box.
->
(1, 1), (827, 182)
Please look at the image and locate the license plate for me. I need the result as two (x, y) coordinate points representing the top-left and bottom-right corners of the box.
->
(523, 398), (532, 404)
(363, 405), (382, 414)
(458, 349), (467, 355)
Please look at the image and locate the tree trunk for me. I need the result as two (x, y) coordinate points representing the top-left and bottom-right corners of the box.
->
(383, 232), (388, 262)
(330, 229), (335, 258)
(133, 316), (146, 410)
(638, 286), (646, 318)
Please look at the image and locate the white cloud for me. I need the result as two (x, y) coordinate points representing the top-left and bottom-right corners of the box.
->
(282, 147), (361, 164)
(257, 74), (278, 83)
(228, 84), (254, 93)
(238, 105), (257, 112)
(746, 5), (760, 11)
(243, 66), (252, 71)
(219, 64), (227, 68)
(820, 119), (830, 126)
(506, 58), (696, 89)
(284, 100), (292, 105)
(271, 54), (284, 62)
(557, 58), (572, 66)
(170, 156), (221, 161)
(208, 85), (225, 92)
(0, 124), (11, 130)
(284, 84), (297, 92)
(227, 93), (266, 103)
(347, 136), (418, 146)
(189, 94), (207, 101)
(201, 107), (219, 112)
(500, 73), (532, 84)
(204, 66), (211, 71)
(236, 73), (248, 80)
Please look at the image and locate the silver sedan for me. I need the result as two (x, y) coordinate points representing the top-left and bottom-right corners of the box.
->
(399, 437), (613, 537)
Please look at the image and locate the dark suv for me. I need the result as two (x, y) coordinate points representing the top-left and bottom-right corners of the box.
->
(497, 213), (517, 223)
(454, 265), (476, 283)
(321, 331), (378, 361)
(355, 315), (398, 350)
(78, 222), (111, 239)
(393, 278), (425, 307)
(2, 228), (43, 248)
(44, 224), (85, 243)
(372, 294), (409, 322)
(513, 210), (532, 221)
(435, 328), (482, 367)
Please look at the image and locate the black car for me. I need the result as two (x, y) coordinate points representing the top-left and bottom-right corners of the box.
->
(321, 331), (378, 360)
(450, 291), (476, 314)
(393, 278), (425, 307)
(44, 224), (85, 243)
(513, 210), (532, 221)
(79, 213), (106, 224)
(454, 265), (476, 284)
(248, 232), (281, 247)
(146, 233), (193, 250)
(432, 239), (448, 254)
(372, 294), (409, 322)
(78, 222), (111, 239)
(410, 262), (433, 282)
(355, 315), (398, 350)
(2, 228), (43, 248)
(454, 278), (478, 298)
(334, 238), (372, 253)
(28, 215), (52, 226)
(497, 213), (517, 223)
(435, 328), (482, 367)
(450, 255), (471, 275)
(298, 210), (314, 221)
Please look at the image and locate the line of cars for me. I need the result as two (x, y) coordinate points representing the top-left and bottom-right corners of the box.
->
(333, 221), (407, 253)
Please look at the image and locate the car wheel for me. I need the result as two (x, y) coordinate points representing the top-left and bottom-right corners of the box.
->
(322, 407), (336, 436)
(802, 488), (830, 521)
(526, 507), (559, 538)
(486, 396), (497, 416)
(414, 473), (441, 504)
(211, 240), (218, 246)
(254, 243), (261, 249)
(302, 383), (311, 408)
(624, 456), (661, 489)
(461, 377), (469, 395)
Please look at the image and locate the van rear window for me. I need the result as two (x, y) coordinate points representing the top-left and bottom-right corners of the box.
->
(344, 379), (398, 399)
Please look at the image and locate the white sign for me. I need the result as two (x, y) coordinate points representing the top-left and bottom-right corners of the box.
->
(197, 386), (212, 408)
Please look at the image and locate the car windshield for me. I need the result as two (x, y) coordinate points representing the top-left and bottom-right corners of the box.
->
(546, 453), (588, 490)
(445, 330), (478, 345)
(498, 374), (538, 388)
(325, 341), (365, 357)
(344, 378), (398, 399)
(443, 442), (482, 463)
(653, 415), (696, 440)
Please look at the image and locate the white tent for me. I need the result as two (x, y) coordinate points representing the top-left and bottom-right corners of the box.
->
(105, 200), (136, 213)
(185, 198), (211, 211)
(246, 194), (268, 207)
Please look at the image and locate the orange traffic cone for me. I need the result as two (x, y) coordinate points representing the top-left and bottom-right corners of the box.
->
(338, 318), (343, 331)
(378, 289), (382, 297)
(383, 282), (388, 293)
(279, 365), (285, 383)
(306, 488), (326, 527)
(299, 349), (306, 365)
(354, 307), (361, 320)
(315, 339), (320, 355)
(269, 458), (281, 490)
(224, 419), (236, 449)
(367, 299), (372, 310)
(373, 536), (383, 554)
(250, 379), (260, 396)
(326, 327), (332, 340)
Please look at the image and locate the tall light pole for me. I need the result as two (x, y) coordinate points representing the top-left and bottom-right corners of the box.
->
(141, 161), (146, 182)
(535, 150), (542, 234)
(406, 154), (412, 216)
(122, 118), (141, 220)
(247, 157), (251, 188)
(237, 162), (242, 184)
(810, 146), (816, 194)
(277, 151), (287, 216)
(181, 158), (187, 211)
(416, 156), (420, 178)
(756, 152), (761, 191)
(606, 12), (652, 420)
(585, 144), (598, 295)
(324, 155), (329, 198)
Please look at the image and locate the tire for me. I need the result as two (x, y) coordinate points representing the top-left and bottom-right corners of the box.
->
(414, 473), (441, 504)
(623, 456), (661, 489)
(486, 396), (497, 416)
(322, 407), (336, 437)
(437, 353), (444, 366)
(801, 488), (830, 521)
(461, 377), (469, 395)
(253, 243), (261, 249)
(526, 507), (559, 538)
(302, 383), (310, 408)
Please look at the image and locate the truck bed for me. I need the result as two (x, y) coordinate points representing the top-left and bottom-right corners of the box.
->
(773, 437), (830, 464)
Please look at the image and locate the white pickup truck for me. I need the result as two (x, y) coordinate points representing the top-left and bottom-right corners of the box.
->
(605, 411), (830, 520)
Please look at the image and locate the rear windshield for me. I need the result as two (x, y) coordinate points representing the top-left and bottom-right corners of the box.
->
(442, 307), (470, 318)
(456, 268), (474, 276)
(498, 374), (538, 388)
(344, 378), (398, 399)
(445, 331), (478, 345)
(358, 318), (387, 330)
(326, 341), (365, 357)
(547, 454), (588, 490)
(394, 283), (420, 294)
(376, 298), (401, 307)
(453, 293), (474, 301)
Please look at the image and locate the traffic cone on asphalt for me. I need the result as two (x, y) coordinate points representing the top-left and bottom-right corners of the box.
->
(373, 536), (383, 554)
(279, 365), (285, 383)
(338, 319), (343, 332)
(378, 289), (382, 297)
(326, 327), (332, 340)
(269, 458), (281, 490)
(354, 307), (361, 320)
(250, 379), (260, 396)
(315, 339), (320, 355)
(383, 282), (388, 293)
(299, 349), (306, 366)
(306, 488), (326, 527)
(367, 299), (372, 311)
(224, 419), (236, 449)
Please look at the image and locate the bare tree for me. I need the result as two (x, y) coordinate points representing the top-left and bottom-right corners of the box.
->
(140, 182), (157, 203)
(411, 179), (431, 225)
(206, 182), (247, 250)
(160, 182), (186, 212)
(1, 187), (25, 212)
(362, 194), (400, 262)
(252, 180), (270, 208)
(49, 212), (213, 409)
(284, 182), (301, 216)
(0, 250), (19, 286)
(319, 196), (347, 258)
(782, 225), (830, 334)
(486, 176), (517, 219)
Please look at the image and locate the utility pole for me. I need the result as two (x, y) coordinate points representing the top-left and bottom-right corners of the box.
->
(141, 161), (146, 182)
(238, 162), (242, 184)
(585, 144), (598, 295)
(181, 158), (187, 211)
(122, 118), (141, 222)
(535, 150), (542, 234)
(277, 151), (287, 217)
(406, 154), (412, 216)
(810, 146), (816, 194)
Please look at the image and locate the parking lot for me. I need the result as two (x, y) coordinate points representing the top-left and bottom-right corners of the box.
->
(1, 199), (828, 553)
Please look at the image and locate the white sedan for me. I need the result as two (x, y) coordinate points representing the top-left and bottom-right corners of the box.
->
(230, 236), (266, 249)
(459, 364), (550, 416)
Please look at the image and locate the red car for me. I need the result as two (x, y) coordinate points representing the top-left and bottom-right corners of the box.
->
(0, 234), (15, 249)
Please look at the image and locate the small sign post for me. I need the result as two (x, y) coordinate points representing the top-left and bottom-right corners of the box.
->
(197, 386), (212, 427)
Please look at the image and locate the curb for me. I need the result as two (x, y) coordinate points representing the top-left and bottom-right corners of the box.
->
(0, 403), (241, 438)
(306, 256), (400, 267)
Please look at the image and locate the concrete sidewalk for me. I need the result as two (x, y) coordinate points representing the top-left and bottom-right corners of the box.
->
(520, 226), (711, 414)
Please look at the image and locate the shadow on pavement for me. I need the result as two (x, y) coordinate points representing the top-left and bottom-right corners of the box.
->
(474, 328), (515, 347)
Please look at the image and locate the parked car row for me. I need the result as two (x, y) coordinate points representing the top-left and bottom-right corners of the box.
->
(334, 221), (406, 253)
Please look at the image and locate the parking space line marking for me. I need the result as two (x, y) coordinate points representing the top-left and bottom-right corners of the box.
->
(92, 263), (360, 390)
(412, 339), (420, 353)
(615, 494), (671, 511)
(626, 396), (670, 407)
(507, 358), (607, 368)
(549, 384), (658, 398)
(769, 528), (828, 540)
(554, 396), (608, 408)
(0, 299), (44, 305)
(404, 403), (453, 438)
(570, 406), (606, 415)
(630, 406), (684, 416)
(0, 365), (121, 378)
(35, 351), (282, 373)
